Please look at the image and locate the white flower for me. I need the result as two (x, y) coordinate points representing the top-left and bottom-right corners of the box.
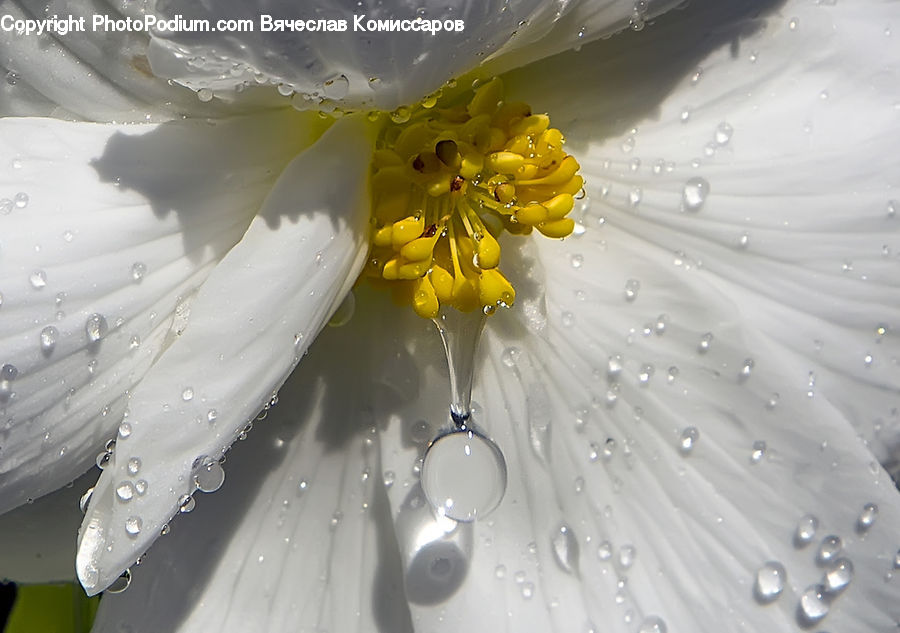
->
(1, 0), (899, 632)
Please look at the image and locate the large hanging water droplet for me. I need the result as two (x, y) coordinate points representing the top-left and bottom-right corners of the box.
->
(824, 558), (853, 594)
(194, 459), (225, 493)
(106, 569), (131, 594)
(550, 525), (579, 575)
(85, 313), (108, 343)
(421, 430), (507, 522)
(754, 561), (786, 603)
(797, 585), (829, 626)
(323, 74), (350, 99)
(794, 514), (818, 547)
(682, 177), (710, 211)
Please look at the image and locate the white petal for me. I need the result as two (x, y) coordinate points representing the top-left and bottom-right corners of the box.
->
(0, 109), (314, 515)
(145, 0), (681, 111)
(0, 0), (224, 120)
(76, 115), (375, 595)
(90, 295), (409, 633)
(504, 0), (900, 459)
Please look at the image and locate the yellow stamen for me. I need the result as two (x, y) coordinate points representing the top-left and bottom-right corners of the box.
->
(367, 77), (583, 317)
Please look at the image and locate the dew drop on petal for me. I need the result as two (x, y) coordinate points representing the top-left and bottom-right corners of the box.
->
(115, 481), (134, 502)
(131, 262), (147, 282)
(323, 74), (350, 99)
(679, 427), (699, 454)
(125, 516), (142, 537)
(795, 514), (818, 547)
(79, 487), (94, 513)
(797, 586), (829, 626)
(39, 325), (58, 354)
(856, 502), (878, 531)
(84, 313), (108, 343)
(0, 198), (12, 215)
(824, 558), (853, 594)
(106, 569), (131, 594)
(194, 459), (225, 493)
(714, 122), (733, 145)
(624, 279), (640, 302)
(29, 270), (47, 289)
(638, 616), (667, 633)
(698, 332), (714, 352)
(134, 479), (148, 496)
(682, 177), (710, 211)
(178, 494), (196, 513)
(127, 457), (141, 475)
(618, 544), (636, 569)
(181, 387), (194, 402)
(750, 440), (766, 464)
(14, 192), (28, 208)
(550, 525), (579, 575)
(421, 430), (507, 522)
(118, 423), (132, 439)
(817, 535), (842, 564)
(597, 541), (612, 561)
(754, 561), (786, 603)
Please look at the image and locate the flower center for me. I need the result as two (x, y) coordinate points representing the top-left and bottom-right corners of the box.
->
(365, 78), (583, 318)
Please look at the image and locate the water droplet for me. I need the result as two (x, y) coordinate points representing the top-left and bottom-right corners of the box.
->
(521, 581), (535, 599)
(788, 17), (800, 31)
(39, 325), (58, 354)
(84, 313), (108, 343)
(116, 481), (135, 502)
(628, 187), (642, 207)
(680, 107), (691, 123)
(125, 516), (142, 537)
(607, 354), (624, 379)
(597, 541), (612, 561)
(602, 438), (616, 461)
(29, 270), (47, 289)
(494, 564), (506, 579)
(181, 387), (194, 401)
(127, 457), (141, 475)
(887, 200), (897, 218)
(795, 514), (819, 547)
(561, 311), (575, 327)
(817, 535), (842, 564)
(679, 427), (699, 454)
(797, 585), (829, 626)
(14, 192), (28, 208)
(196, 88), (213, 102)
(739, 358), (755, 380)
(131, 262), (147, 282)
(698, 332), (713, 353)
(638, 363), (654, 384)
(624, 279), (640, 302)
(618, 544), (636, 569)
(194, 459), (225, 493)
(551, 525), (579, 574)
(96, 450), (111, 469)
(79, 487), (94, 513)
(421, 430), (507, 522)
(682, 177), (710, 211)
(754, 561), (786, 603)
(750, 440), (766, 464)
(0, 198), (11, 215)
(106, 569), (131, 594)
(134, 479), (148, 495)
(501, 346), (520, 368)
(824, 558), (853, 594)
(638, 616), (667, 633)
(570, 254), (584, 268)
(178, 494), (195, 513)
(382, 470), (395, 488)
(323, 74), (350, 99)
(714, 122), (734, 145)
(118, 422), (132, 439)
(655, 314), (668, 335)
(206, 409), (218, 423)
(857, 502), (878, 531)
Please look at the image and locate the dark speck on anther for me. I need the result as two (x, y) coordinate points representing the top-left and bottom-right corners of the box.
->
(450, 175), (464, 192)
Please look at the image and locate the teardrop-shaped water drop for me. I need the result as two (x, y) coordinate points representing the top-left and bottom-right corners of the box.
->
(682, 177), (710, 211)
(550, 525), (579, 575)
(817, 535), (842, 564)
(824, 557), (853, 594)
(794, 514), (818, 547)
(84, 313), (108, 343)
(421, 430), (507, 522)
(754, 561), (786, 603)
(856, 502), (878, 531)
(40, 325), (58, 354)
(797, 585), (829, 626)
